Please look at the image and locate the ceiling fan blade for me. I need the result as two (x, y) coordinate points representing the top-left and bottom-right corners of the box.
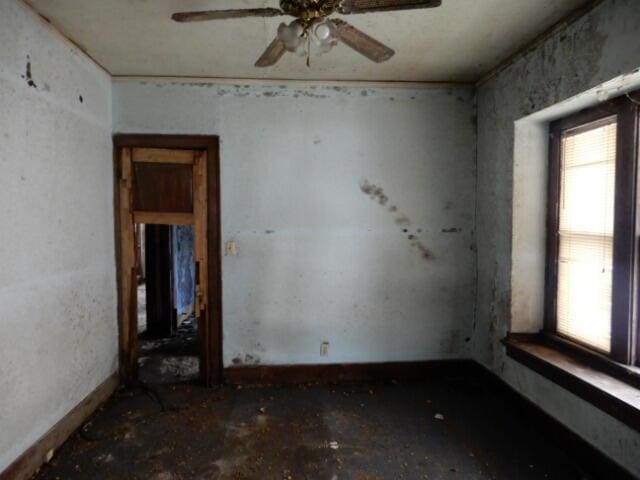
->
(255, 37), (287, 67)
(340, 0), (441, 14)
(330, 19), (394, 63)
(172, 8), (285, 22)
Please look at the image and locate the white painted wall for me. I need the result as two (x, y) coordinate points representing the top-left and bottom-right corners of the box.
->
(113, 80), (477, 367)
(0, 0), (116, 471)
(475, 0), (640, 475)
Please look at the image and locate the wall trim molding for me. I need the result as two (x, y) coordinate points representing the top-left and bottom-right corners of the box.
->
(112, 76), (472, 91)
(224, 359), (474, 386)
(0, 373), (119, 480)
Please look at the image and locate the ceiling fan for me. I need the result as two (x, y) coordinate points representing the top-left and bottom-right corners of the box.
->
(172, 0), (442, 67)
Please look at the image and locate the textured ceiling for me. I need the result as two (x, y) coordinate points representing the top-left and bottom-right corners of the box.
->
(27, 0), (592, 82)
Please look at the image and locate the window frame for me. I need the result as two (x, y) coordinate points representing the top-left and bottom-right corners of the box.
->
(545, 92), (640, 366)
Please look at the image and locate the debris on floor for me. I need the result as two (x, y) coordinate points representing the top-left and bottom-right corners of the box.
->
(34, 374), (596, 480)
(138, 317), (199, 384)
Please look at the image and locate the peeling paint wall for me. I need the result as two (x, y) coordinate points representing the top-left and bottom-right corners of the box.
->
(0, 0), (116, 471)
(113, 81), (477, 367)
(475, 0), (640, 475)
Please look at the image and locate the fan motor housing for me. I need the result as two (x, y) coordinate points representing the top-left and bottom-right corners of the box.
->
(280, 0), (341, 24)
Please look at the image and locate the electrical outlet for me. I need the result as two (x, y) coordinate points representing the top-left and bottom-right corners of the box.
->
(320, 342), (329, 357)
(225, 239), (238, 256)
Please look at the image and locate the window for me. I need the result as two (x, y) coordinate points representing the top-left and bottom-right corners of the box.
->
(546, 92), (640, 365)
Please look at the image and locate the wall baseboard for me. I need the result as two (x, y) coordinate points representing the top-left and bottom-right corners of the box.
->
(224, 359), (473, 386)
(0, 372), (119, 480)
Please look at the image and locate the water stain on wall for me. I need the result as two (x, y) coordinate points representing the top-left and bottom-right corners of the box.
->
(231, 354), (262, 366)
(394, 216), (410, 226)
(360, 180), (388, 206)
(21, 55), (37, 88)
(360, 179), (432, 260)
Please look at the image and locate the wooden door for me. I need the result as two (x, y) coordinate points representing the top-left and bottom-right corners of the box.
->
(117, 146), (211, 384)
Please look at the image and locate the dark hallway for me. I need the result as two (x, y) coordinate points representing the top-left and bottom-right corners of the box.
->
(138, 224), (200, 385)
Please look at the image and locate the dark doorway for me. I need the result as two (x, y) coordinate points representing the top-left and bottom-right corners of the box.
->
(114, 135), (222, 387)
(144, 224), (175, 338)
(137, 224), (199, 384)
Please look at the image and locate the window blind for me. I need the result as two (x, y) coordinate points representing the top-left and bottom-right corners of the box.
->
(556, 117), (617, 353)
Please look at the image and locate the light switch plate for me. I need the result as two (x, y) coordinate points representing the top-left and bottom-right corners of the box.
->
(225, 239), (238, 256)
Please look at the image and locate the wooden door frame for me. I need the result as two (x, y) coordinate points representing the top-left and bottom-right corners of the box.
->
(113, 134), (222, 386)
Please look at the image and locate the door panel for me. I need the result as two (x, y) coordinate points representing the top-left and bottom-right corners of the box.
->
(133, 163), (194, 213)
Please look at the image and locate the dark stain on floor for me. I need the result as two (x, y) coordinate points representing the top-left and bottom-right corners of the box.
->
(138, 317), (200, 385)
(34, 372), (604, 480)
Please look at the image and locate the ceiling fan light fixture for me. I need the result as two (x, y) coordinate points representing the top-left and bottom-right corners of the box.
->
(172, 0), (443, 67)
(277, 20), (306, 52)
(316, 42), (334, 55)
(295, 43), (309, 57)
(311, 20), (338, 55)
(313, 21), (332, 42)
(337, 0), (353, 14)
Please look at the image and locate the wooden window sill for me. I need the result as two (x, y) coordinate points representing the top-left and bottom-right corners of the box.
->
(503, 333), (640, 432)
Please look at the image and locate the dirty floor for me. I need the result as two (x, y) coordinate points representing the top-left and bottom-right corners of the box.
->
(138, 317), (200, 384)
(35, 372), (600, 480)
